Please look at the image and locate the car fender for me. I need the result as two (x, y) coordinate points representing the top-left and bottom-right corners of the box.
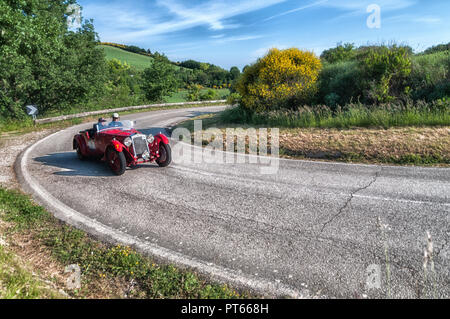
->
(110, 139), (124, 153)
(73, 135), (88, 154)
(155, 133), (169, 146)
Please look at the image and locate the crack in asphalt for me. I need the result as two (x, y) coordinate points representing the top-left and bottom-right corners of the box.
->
(318, 167), (383, 235)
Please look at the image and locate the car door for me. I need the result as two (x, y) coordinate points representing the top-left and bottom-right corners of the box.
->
(94, 131), (108, 156)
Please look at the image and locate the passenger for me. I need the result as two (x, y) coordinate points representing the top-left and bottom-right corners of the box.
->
(109, 113), (122, 127)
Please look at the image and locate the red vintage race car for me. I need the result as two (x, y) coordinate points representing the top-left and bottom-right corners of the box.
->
(73, 119), (172, 175)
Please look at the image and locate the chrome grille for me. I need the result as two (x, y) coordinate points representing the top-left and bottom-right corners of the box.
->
(132, 135), (149, 157)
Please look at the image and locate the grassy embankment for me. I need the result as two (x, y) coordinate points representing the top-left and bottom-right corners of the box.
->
(100, 45), (230, 103)
(99, 45), (154, 71)
(0, 243), (62, 299)
(0, 188), (244, 299)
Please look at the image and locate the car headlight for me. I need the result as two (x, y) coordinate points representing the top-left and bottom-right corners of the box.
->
(124, 137), (132, 147)
(147, 134), (155, 144)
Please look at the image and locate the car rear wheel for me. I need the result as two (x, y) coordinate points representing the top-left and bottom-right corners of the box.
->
(107, 148), (126, 175)
(76, 142), (86, 161)
(156, 143), (172, 167)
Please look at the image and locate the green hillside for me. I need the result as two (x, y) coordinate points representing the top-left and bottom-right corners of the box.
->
(99, 45), (154, 71)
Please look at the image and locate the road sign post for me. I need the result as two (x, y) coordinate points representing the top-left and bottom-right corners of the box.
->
(26, 105), (38, 125)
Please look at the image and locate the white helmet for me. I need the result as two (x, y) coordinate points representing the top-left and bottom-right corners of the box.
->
(112, 113), (119, 119)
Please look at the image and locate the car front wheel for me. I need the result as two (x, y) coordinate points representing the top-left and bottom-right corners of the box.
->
(107, 148), (126, 175)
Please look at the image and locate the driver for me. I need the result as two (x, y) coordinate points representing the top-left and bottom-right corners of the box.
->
(94, 117), (107, 133)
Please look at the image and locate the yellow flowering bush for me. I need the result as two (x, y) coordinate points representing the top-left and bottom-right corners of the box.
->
(237, 48), (322, 110)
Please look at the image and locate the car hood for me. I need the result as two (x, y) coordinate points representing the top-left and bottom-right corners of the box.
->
(99, 128), (140, 137)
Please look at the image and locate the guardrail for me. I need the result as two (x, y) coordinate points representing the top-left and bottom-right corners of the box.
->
(35, 100), (227, 124)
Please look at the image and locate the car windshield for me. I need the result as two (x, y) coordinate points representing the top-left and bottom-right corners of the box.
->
(98, 120), (134, 132)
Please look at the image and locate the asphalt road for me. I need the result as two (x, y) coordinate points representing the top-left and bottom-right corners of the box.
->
(18, 106), (450, 298)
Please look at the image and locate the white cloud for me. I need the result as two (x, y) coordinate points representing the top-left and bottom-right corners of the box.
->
(214, 35), (264, 44)
(324, 0), (416, 12)
(322, 0), (417, 22)
(264, 0), (329, 22)
(383, 14), (442, 25)
(158, 0), (286, 30)
(82, 4), (154, 30)
(414, 16), (442, 24)
(84, 0), (287, 42)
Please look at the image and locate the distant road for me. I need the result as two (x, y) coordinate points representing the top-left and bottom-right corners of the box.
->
(18, 105), (450, 298)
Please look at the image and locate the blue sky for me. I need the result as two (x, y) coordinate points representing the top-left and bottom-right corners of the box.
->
(77, 0), (450, 70)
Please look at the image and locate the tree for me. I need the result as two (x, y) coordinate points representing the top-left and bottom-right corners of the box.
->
(141, 55), (179, 102)
(229, 66), (241, 81)
(180, 60), (202, 70)
(423, 42), (450, 55)
(229, 66), (242, 93)
(237, 48), (322, 111)
(0, 0), (106, 119)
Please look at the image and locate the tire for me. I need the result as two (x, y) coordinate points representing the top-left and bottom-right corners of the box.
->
(75, 142), (86, 161)
(156, 143), (172, 167)
(106, 148), (127, 176)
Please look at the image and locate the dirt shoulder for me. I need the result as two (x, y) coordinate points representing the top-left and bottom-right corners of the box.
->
(175, 115), (450, 166)
(278, 126), (450, 165)
(0, 130), (53, 189)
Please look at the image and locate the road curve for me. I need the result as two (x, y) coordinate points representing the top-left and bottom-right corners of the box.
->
(17, 106), (450, 298)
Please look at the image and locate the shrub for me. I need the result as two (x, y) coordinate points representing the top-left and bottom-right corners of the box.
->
(227, 100), (450, 129)
(359, 45), (412, 103)
(227, 93), (241, 105)
(237, 48), (322, 111)
(408, 51), (450, 101)
(318, 61), (363, 107)
(186, 84), (202, 101)
(200, 89), (218, 101)
(219, 105), (253, 124)
(320, 43), (356, 63)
